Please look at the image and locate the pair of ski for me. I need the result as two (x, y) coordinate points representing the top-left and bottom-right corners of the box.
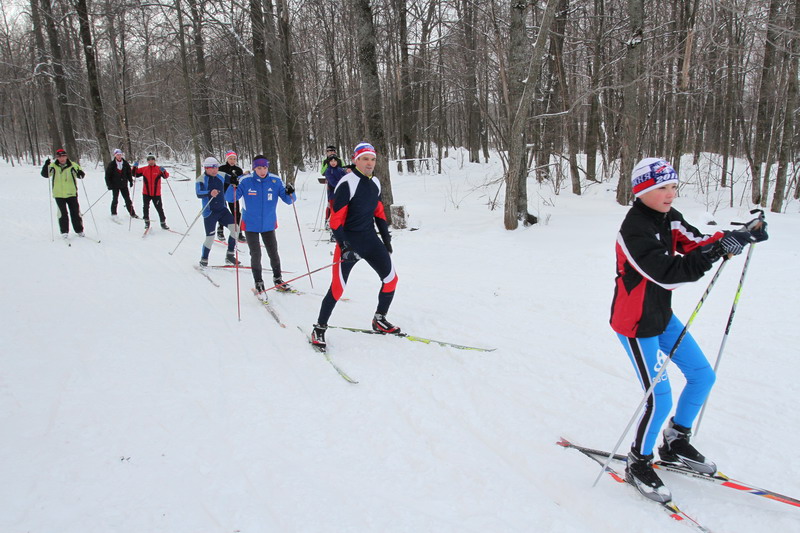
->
(302, 327), (496, 385)
(62, 234), (101, 246)
(558, 437), (799, 532)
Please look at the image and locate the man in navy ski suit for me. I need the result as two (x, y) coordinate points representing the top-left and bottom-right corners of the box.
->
(225, 155), (296, 292)
(311, 143), (398, 349)
(196, 157), (240, 267)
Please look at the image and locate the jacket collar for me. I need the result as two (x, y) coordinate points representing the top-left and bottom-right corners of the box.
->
(632, 198), (667, 222)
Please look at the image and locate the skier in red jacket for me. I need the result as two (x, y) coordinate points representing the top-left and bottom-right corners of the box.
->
(132, 154), (170, 230)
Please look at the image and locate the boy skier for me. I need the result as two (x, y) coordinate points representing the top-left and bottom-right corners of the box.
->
(224, 155), (296, 292)
(195, 157), (240, 267)
(311, 142), (398, 350)
(611, 157), (768, 503)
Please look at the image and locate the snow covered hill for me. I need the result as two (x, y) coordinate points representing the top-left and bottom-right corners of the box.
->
(2, 154), (798, 532)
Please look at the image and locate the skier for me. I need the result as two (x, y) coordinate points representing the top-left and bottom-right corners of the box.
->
(311, 142), (398, 349)
(319, 145), (337, 175)
(41, 148), (86, 238)
(218, 151), (245, 243)
(224, 155), (296, 293)
(132, 154), (170, 230)
(323, 153), (348, 239)
(195, 157), (240, 267)
(611, 157), (768, 503)
(104, 148), (138, 220)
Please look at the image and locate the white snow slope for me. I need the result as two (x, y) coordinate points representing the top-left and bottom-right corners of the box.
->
(1, 153), (798, 533)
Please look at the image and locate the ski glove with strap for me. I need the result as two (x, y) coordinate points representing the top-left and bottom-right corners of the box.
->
(340, 242), (360, 263)
(702, 230), (752, 262)
(285, 184), (295, 195)
(744, 217), (769, 242)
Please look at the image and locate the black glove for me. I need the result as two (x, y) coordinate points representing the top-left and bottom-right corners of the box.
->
(340, 242), (360, 263)
(44, 158), (51, 166)
(719, 230), (753, 256)
(384, 240), (393, 254)
(285, 184), (295, 195)
(229, 175), (239, 186)
(77, 170), (85, 179)
(702, 230), (752, 263)
(744, 217), (769, 242)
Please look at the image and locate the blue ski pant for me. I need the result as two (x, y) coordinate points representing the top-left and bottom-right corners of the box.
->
(617, 314), (716, 456)
(201, 209), (236, 259)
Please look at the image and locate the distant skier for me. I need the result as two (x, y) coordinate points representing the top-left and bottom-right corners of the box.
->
(311, 142), (398, 349)
(132, 154), (170, 230)
(195, 157), (240, 267)
(323, 153), (348, 238)
(41, 148), (86, 238)
(611, 158), (768, 503)
(319, 145), (337, 175)
(104, 148), (138, 220)
(218, 151), (245, 243)
(225, 155), (296, 293)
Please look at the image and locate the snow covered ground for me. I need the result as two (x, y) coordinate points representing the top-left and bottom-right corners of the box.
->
(1, 153), (798, 532)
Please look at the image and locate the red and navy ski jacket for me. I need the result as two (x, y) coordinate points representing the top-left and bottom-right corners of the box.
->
(132, 164), (169, 196)
(329, 168), (391, 245)
(610, 200), (723, 338)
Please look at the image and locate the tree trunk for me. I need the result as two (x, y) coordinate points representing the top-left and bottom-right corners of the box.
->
(461, 0), (481, 163)
(771, 1), (799, 213)
(394, 0), (416, 170)
(616, 0), (644, 205)
(276, 0), (305, 179)
(174, 0), (201, 171)
(504, 0), (558, 230)
(75, 0), (110, 161)
(41, 0), (78, 159)
(250, 0), (277, 158)
(29, 0), (62, 153)
(670, 0), (699, 176)
(552, 0), (581, 195)
(186, 0), (214, 156)
(751, 0), (782, 205)
(352, 0), (394, 218)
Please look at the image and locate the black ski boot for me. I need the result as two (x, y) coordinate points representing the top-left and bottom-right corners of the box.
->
(372, 313), (401, 334)
(161, 222), (170, 230)
(311, 323), (327, 350)
(144, 219), (151, 229)
(626, 449), (672, 503)
(658, 418), (717, 474)
(255, 280), (266, 293)
(217, 228), (225, 241)
(238, 230), (246, 243)
(225, 252), (240, 266)
(273, 277), (293, 293)
(199, 258), (208, 267)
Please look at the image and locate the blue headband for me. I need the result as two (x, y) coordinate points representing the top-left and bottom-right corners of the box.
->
(253, 158), (269, 168)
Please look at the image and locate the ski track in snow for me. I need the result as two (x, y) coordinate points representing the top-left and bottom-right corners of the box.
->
(2, 153), (799, 532)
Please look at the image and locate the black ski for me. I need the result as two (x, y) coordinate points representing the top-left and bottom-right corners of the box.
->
(252, 289), (285, 328)
(296, 326), (357, 384)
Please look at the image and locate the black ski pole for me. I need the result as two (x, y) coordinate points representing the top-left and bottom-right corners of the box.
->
(164, 176), (188, 226)
(168, 198), (212, 256)
(79, 189), (110, 217)
(694, 208), (765, 436)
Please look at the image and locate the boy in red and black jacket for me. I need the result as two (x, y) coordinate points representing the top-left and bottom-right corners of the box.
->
(611, 157), (768, 504)
(132, 154), (170, 230)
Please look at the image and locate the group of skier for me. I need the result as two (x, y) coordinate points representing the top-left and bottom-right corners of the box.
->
(40, 144), (772, 508)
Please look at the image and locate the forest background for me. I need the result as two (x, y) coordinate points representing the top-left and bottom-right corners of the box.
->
(0, 0), (797, 228)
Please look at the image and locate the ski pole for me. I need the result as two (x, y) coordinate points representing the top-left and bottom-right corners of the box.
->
(79, 178), (100, 237)
(47, 174), (54, 241)
(164, 177), (188, 226)
(592, 259), (729, 488)
(234, 183), (241, 321)
(256, 260), (342, 295)
(168, 198), (212, 256)
(314, 185), (326, 232)
(694, 208), (765, 435)
(128, 177), (137, 232)
(292, 199), (314, 288)
(694, 245), (755, 436)
(79, 188), (110, 217)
